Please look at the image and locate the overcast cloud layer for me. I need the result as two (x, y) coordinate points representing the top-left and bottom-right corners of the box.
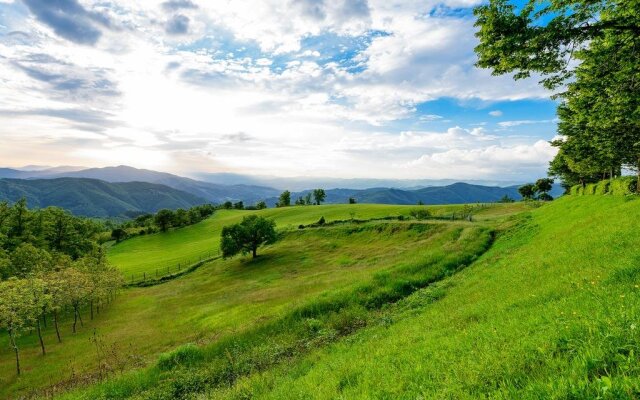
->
(0, 0), (558, 180)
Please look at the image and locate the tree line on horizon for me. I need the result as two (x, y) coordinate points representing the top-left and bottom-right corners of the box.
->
(474, 0), (638, 190)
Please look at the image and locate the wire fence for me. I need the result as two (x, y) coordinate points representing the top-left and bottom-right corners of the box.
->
(127, 250), (220, 285)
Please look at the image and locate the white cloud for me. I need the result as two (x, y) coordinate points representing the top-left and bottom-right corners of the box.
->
(0, 0), (557, 180)
(489, 110), (502, 117)
(498, 119), (554, 128)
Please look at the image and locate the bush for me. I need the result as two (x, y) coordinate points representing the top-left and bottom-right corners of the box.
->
(157, 343), (204, 371)
(409, 209), (432, 220)
(317, 216), (326, 225)
(570, 185), (581, 195)
(584, 183), (597, 195)
(595, 180), (610, 195)
(610, 177), (638, 195)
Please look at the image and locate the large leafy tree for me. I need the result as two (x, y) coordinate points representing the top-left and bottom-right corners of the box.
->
(474, 0), (639, 90)
(220, 215), (277, 259)
(475, 0), (639, 186)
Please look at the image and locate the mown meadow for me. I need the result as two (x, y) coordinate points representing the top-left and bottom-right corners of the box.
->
(0, 203), (521, 398)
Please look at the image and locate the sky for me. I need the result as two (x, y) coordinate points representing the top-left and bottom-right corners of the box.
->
(0, 0), (559, 181)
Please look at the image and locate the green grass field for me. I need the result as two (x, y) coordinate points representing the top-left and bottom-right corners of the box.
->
(46, 195), (640, 400)
(0, 205), (503, 398)
(107, 203), (518, 279)
(7, 197), (636, 399)
(196, 195), (640, 399)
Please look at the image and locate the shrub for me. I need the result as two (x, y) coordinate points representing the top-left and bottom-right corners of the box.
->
(317, 216), (326, 225)
(595, 180), (610, 195)
(584, 183), (597, 195)
(610, 177), (638, 195)
(409, 209), (432, 220)
(157, 343), (204, 371)
(570, 185), (582, 195)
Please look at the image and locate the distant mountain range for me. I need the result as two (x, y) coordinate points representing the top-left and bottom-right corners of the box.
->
(0, 178), (207, 217)
(0, 165), (564, 217)
(193, 172), (528, 192)
(265, 182), (564, 207)
(0, 166), (279, 204)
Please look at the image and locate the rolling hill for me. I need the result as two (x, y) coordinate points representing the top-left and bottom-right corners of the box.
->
(1, 192), (638, 398)
(0, 178), (207, 217)
(0, 166), (280, 204)
(0, 165), (564, 206)
(267, 182), (564, 206)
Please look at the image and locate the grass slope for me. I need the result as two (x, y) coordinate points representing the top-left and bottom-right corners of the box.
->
(0, 218), (491, 398)
(199, 196), (640, 399)
(108, 203), (517, 278)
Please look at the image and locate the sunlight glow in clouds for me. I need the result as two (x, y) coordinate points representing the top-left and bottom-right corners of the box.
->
(0, 0), (558, 180)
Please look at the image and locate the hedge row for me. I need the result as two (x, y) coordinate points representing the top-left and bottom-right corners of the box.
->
(570, 176), (638, 196)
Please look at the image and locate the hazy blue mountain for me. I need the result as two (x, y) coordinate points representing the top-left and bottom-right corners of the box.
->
(0, 178), (208, 217)
(53, 165), (280, 204)
(0, 165), (280, 204)
(266, 182), (565, 206)
(194, 172), (526, 192)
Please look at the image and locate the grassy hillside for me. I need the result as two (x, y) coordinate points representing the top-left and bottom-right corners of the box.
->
(65, 195), (640, 399)
(108, 203), (513, 279)
(0, 218), (492, 398)
(0, 178), (207, 217)
(191, 195), (640, 399)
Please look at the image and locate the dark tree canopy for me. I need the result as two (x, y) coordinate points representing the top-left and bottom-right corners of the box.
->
(312, 189), (326, 205)
(278, 191), (291, 207)
(220, 215), (277, 259)
(154, 209), (174, 232)
(518, 184), (536, 200)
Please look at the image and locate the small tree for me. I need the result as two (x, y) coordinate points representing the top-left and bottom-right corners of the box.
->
(220, 215), (277, 259)
(498, 195), (515, 203)
(154, 209), (174, 232)
(222, 201), (233, 210)
(348, 197), (356, 204)
(0, 278), (38, 375)
(304, 193), (312, 205)
(278, 191), (291, 207)
(535, 178), (554, 200)
(312, 189), (326, 205)
(233, 201), (244, 210)
(518, 184), (536, 200)
(255, 201), (267, 210)
(111, 228), (127, 243)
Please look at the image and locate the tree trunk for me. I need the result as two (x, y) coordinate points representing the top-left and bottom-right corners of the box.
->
(78, 308), (84, 327)
(8, 331), (20, 375)
(36, 318), (46, 355)
(43, 313), (47, 328)
(73, 305), (78, 333)
(637, 156), (640, 191)
(252, 246), (257, 258)
(54, 310), (62, 343)
(90, 300), (94, 320)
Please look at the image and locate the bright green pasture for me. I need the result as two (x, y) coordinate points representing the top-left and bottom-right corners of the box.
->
(0, 219), (486, 398)
(107, 203), (525, 278)
(203, 196), (640, 399)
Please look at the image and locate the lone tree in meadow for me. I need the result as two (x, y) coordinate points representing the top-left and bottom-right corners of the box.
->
(518, 184), (536, 200)
(312, 189), (326, 205)
(220, 215), (277, 259)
